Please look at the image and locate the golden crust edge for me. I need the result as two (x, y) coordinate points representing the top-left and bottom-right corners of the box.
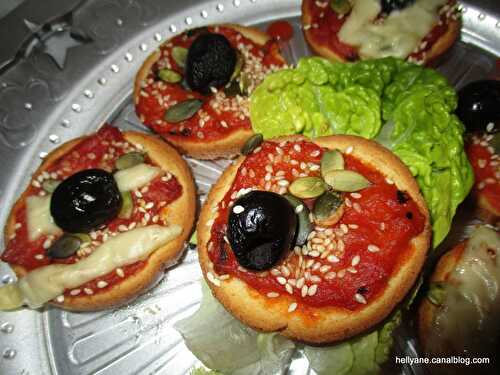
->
(198, 135), (431, 343)
(4, 130), (196, 311)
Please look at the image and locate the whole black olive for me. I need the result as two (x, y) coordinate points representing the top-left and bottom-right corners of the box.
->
(185, 33), (237, 94)
(50, 169), (122, 233)
(227, 191), (297, 271)
(381, 0), (415, 14)
(456, 80), (500, 133)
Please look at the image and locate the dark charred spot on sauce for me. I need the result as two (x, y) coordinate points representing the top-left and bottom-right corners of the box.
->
(406, 212), (413, 220)
(218, 243), (228, 264)
(397, 190), (409, 204)
(180, 128), (191, 136)
(357, 286), (369, 294)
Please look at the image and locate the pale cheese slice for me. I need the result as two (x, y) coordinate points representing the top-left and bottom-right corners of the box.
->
(26, 195), (62, 241)
(114, 163), (162, 192)
(338, 0), (448, 59)
(0, 224), (181, 309)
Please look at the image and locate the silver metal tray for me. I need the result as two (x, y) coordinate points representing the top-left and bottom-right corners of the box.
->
(0, 1), (499, 374)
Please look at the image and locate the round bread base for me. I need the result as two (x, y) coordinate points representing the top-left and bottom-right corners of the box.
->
(4, 131), (196, 311)
(134, 24), (286, 160)
(301, 0), (461, 65)
(198, 135), (431, 343)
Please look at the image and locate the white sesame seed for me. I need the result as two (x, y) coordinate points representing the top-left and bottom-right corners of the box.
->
(380, 223), (386, 231)
(294, 144), (302, 153)
(301, 284), (309, 297)
(309, 250), (320, 257)
(55, 295), (65, 303)
(233, 205), (244, 214)
(219, 274), (230, 280)
(486, 122), (495, 132)
(281, 266), (291, 277)
(287, 278), (296, 286)
(348, 224), (359, 229)
(345, 198), (352, 207)
(42, 239), (52, 249)
(350, 192), (362, 199)
(345, 146), (353, 154)
(351, 255), (360, 266)
(296, 277), (305, 289)
(267, 292), (279, 298)
(478, 159), (487, 168)
(207, 271), (221, 287)
(353, 203), (362, 213)
(206, 219), (214, 227)
(277, 276), (287, 285)
(97, 281), (108, 289)
(354, 293), (367, 304)
(271, 268), (281, 276)
(340, 224), (349, 233)
(328, 254), (340, 263)
(325, 271), (336, 280)
(278, 179), (290, 187)
(385, 178), (394, 185)
(116, 268), (125, 277)
(309, 164), (320, 171)
(70, 289), (81, 296)
(288, 302), (298, 312)
(145, 202), (154, 209)
(338, 239), (345, 252)
(368, 244), (380, 253)
(285, 284), (293, 294)
(308, 284), (318, 296)
(320, 265), (331, 273)
(35, 254), (44, 260)
(84, 288), (94, 295)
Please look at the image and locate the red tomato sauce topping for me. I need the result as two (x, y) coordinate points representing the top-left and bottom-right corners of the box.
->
(303, 0), (457, 64)
(208, 140), (426, 310)
(1, 125), (182, 297)
(267, 21), (294, 42)
(466, 134), (500, 214)
(136, 26), (285, 143)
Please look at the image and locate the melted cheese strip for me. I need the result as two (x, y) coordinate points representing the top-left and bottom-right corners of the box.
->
(338, 0), (447, 59)
(26, 195), (62, 241)
(24, 163), (161, 240)
(114, 163), (162, 192)
(428, 226), (500, 355)
(0, 224), (181, 310)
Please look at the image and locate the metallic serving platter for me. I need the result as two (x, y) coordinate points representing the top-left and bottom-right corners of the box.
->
(0, 1), (499, 374)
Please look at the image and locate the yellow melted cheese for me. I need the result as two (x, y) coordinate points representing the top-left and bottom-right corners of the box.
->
(26, 195), (62, 241)
(0, 224), (181, 310)
(338, 0), (447, 59)
(427, 226), (500, 356)
(114, 163), (161, 192)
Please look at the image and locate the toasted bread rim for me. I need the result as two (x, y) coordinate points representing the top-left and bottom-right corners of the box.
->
(301, 0), (461, 65)
(198, 135), (431, 343)
(134, 24), (286, 160)
(3, 129), (196, 311)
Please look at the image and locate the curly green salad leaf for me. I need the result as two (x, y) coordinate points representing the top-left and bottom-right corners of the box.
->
(174, 282), (295, 375)
(250, 57), (473, 247)
(176, 282), (401, 375)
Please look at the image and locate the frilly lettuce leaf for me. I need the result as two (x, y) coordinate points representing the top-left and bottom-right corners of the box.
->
(305, 311), (402, 375)
(174, 282), (295, 375)
(178, 282), (402, 375)
(250, 57), (473, 248)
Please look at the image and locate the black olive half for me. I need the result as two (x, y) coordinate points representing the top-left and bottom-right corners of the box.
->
(227, 191), (297, 271)
(50, 169), (122, 233)
(185, 33), (237, 94)
(381, 0), (415, 14)
(456, 80), (500, 133)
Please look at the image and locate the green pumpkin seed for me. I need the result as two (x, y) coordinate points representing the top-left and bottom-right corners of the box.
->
(323, 170), (371, 192)
(239, 72), (251, 96)
(47, 234), (82, 259)
(427, 282), (447, 306)
(73, 233), (91, 243)
(115, 152), (145, 171)
(289, 177), (327, 199)
(42, 179), (61, 193)
(119, 191), (133, 219)
(164, 99), (203, 123)
(313, 191), (344, 225)
(284, 194), (312, 246)
(158, 69), (182, 83)
(224, 80), (243, 97)
(492, 132), (500, 154)
(241, 134), (263, 155)
(321, 150), (344, 178)
(330, 0), (352, 14)
(172, 46), (188, 69)
(230, 53), (244, 81)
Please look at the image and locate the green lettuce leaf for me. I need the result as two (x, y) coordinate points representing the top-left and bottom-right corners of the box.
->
(179, 282), (403, 375)
(174, 282), (295, 375)
(305, 311), (402, 375)
(250, 57), (473, 247)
